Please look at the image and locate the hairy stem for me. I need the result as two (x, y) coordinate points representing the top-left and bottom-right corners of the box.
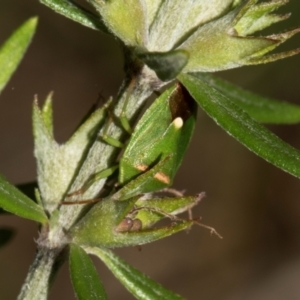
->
(18, 61), (166, 298)
(17, 246), (62, 300)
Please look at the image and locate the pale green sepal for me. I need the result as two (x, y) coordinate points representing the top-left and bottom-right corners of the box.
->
(196, 73), (300, 124)
(69, 244), (108, 300)
(88, 0), (147, 46)
(148, 0), (233, 51)
(179, 73), (300, 180)
(0, 17), (37, 95)
(33, 95), (108, 212)
(0, 173), (48, 223)
(179, 9), (277, 72)
(234, 0), (289, 36)
(85, 247), (185, 300)
(144, 0), (162, 27)
(40, 0), (107, 32)
(180, 1), (299, 72)
(244, 28), (300, 64)
(138, 50), (189, 81)
(246, 47), (300, 65)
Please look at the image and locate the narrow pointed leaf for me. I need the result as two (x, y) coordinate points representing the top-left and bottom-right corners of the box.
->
(40, 0), (107, 32)
(0, 17), (37, 95)
(69, 244), (107, 300)
(179, 73), (300, 179)
(196, 73), (300, 124)
(0, 174), (47, 223)
(234, 0), (290, 36)
(86, 247), (184, 300)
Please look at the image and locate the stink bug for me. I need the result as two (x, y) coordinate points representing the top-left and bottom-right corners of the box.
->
(118, 82), (197, 195)
(63, 82), (196, 203)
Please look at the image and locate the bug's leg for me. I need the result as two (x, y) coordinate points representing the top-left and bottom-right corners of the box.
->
(68, 165), (119, 197)
(101, 96), (133, 147)
(118, 77), (137, 134)
(137, 205), (222, 238)
(155, 188), (185, 197)
(129, 192), (221, 238)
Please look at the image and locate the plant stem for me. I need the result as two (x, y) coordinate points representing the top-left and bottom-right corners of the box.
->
(17, 245), (62, 300)
(18, 61), (167, 298)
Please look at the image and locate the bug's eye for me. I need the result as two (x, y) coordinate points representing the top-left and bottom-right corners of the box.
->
(115, 217), (133, 232)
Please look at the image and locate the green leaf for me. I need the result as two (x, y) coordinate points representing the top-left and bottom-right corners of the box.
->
(85, 246), (185, 300)
(40, 0), (107, 32)
(0, 227), (14, 247)
(88, 0), (147, 46)
(0, 17), (37, 95)
(147, 0), (233, 52)
(33, 94), (109, 212)
(196, 73), (300, 124)
(234, 0), (289, 36)
(179, 73), (300, 179)
(0, 174), (47, 223)
(69, 244), (107, 300)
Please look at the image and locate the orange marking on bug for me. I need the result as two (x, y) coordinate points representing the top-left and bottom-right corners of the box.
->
(135, 163), (170, 184)
(135, 164), (148, 172)
(154, 172), (170, 185)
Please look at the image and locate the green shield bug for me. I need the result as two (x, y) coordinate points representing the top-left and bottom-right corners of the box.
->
(63, 82), (196, 203)
(118, 82), (197, 195)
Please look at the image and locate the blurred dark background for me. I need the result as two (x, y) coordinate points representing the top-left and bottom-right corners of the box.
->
(1, 1), (300, 299)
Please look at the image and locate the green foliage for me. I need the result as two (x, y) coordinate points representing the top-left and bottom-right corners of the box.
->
(0, 17), (45, 223)
(2, 1), (300, 300)
(39, 0), (107, 32)
(0, 174), (47, 223)
(71, 85), (198, 248)
(69, 244), (107, 300)
(86, 246), (185, 300)
(0, 17), (37, 95)
(71, 193), (194, 248)
(196, 73), (300, 124)
(179, 73), (300, 179)
(33, 94), (109, 212)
